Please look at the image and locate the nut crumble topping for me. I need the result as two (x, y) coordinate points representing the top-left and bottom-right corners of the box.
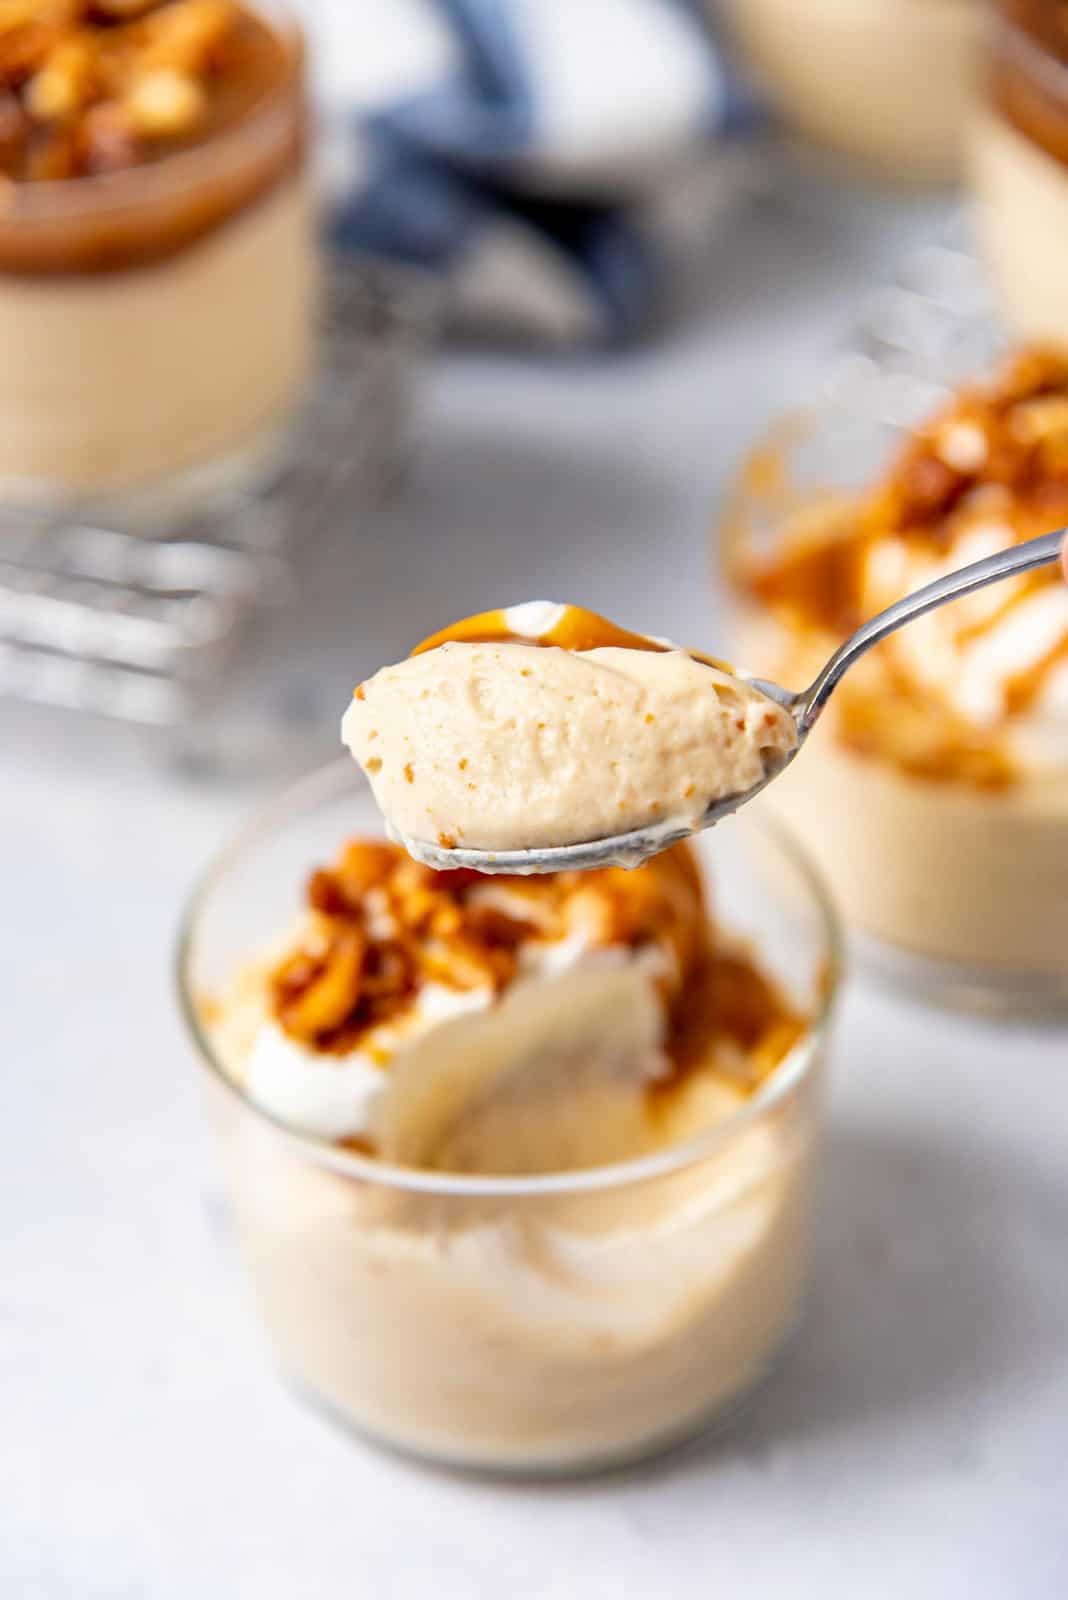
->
(0, 0), (289, 181)
(742, 346), (1068, 787)
(262, 837), (804, 1098)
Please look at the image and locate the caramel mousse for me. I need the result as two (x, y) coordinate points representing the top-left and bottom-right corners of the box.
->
(342, 602), (798, 862)
(732, 346), (1068, 992)
(205, 831), (818, 1467)
(0, 0), (313, 501)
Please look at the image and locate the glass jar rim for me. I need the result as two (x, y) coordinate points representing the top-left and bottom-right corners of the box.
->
(175, 758), (842, 1199)
(0, 0), (303, 222)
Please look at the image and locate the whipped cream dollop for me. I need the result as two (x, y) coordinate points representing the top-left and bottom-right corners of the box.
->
(342, 602), (798, 857)
(241, 954), (671, 1156)
(244, 983), (493, 1141)
(240, 893), (674, 1145)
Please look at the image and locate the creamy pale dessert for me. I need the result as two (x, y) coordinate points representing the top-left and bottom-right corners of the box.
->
(204, 830), (821, 1469)
(211, 835), (807, 1167)
(727, 0), (978, 184)
(971, 2), (1068, 343)
(730, 346), (1068, 992)
(0, 0), (312, 501)
(342, 602), (798, 862)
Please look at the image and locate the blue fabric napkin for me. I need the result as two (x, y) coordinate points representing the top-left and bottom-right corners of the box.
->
(327, 0), (757, 344)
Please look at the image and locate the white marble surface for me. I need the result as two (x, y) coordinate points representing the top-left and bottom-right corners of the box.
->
(5, 174), (1068, 1598)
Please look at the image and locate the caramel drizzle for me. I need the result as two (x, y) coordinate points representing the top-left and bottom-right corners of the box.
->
(1006, 631), (1068, 716)
(411, 603), (732, 672)
(745, 349), (1068, 728)
(992, 2), (1068, 173)
(757, 532), (1067, 720)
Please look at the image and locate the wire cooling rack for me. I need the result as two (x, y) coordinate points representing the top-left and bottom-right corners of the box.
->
(0, 260), (435, 735)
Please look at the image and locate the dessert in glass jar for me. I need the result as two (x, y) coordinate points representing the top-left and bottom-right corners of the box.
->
(971, 1), (1068, 342)
(0, 0), (313, 507)
(178, 761), (837, 1475)
(724, 0), (979, 185)
(725, 345), (1068, 1012)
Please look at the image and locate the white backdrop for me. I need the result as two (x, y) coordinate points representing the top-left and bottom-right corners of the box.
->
(3, 12), (1067, 1593)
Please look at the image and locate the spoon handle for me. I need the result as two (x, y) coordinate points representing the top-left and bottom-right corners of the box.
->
(796, 526), (1066, 733)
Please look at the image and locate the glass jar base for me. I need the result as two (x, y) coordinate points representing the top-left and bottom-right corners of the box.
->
(279, 1316), (802, 1482)
(1, 410), (295, 530)
(853, 932), (1068, 1021)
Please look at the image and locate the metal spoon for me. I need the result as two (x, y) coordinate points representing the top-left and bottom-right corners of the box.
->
(403, 528), (1066, 875)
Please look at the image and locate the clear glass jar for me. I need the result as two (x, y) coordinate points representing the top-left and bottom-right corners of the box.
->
(723, 0), (979, 185)
(970, 1), (1068, 342)
(722, 376), (1068, 1017)
(176, 761), (839, 1476)
(0, 1), (314, 512)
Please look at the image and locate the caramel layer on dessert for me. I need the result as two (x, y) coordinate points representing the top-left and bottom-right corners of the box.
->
(267, 836), (802, 1099)
(992, 2), (1068, 171)
(411, 603), (732, 672)
(0, 1), (302, 273)
(413, 605), (666, 658)
(742, 347), (1068, 787)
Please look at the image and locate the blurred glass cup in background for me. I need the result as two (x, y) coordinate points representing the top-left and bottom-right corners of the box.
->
(722, 0), (979, 186)
(722, 395), (1068, 1017)
(0, 1), (314, 512)
(970, 0), (1068, 341)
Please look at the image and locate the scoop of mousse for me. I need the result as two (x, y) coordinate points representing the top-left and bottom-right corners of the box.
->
(342, 602), (798, 856)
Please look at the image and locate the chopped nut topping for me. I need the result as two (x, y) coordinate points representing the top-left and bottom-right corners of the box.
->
(264, 837), (803, 1097)
(124, 65), (203, 136)
(24, 34), (96, 121)
(0, 0), (287, 180)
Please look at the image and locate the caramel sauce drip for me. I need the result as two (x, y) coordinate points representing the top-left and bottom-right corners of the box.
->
(412, 603), (732, 672)
(744, 347), (1068, 787)
(412, 604), (667, 657)
(657, 950), (806, 1098)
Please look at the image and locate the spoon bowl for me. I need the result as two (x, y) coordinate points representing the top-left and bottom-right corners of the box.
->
(401, 529), (1065, 876)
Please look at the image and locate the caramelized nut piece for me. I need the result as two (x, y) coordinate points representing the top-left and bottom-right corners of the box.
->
(0, 23), (58, 89)
(0, 0), (284, 180)
(360, 939), (414, 999)
(1011, 395), (1068, 443)
(25, 35), (96, 120)
(24, 121), (78, 177)
(276, 927), (365, 1042)
(333, 840), (400, 903)
(124, 66), (203, 135)
(79, 97), (137, 171)
(421, 933), (513, 992)
(89, 1), (158, 17)
(0, 88), (27, 170)
(140, 0), (235, 75)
